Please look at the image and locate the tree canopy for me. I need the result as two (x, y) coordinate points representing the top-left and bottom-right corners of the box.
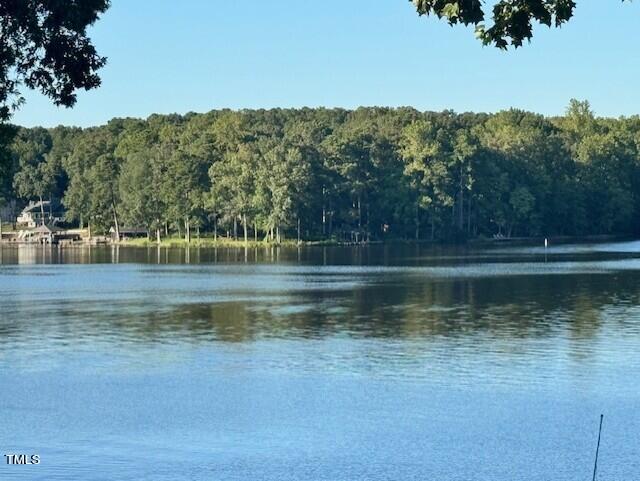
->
(0, 0), (110, 121)
(2, 103), (640, 244)
(411, 0), (629, 48)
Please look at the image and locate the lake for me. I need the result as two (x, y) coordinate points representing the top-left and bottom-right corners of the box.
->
(1, 241), (639, 480)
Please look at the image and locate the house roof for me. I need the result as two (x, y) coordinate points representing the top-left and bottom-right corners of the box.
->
(21, 200), (51, 213)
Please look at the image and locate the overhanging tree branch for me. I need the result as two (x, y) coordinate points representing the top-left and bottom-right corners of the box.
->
(0, 0), (110, 121)
(411, 1), (629, 48)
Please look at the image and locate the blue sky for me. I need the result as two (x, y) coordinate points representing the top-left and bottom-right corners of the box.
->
(13, 0), (640, 127)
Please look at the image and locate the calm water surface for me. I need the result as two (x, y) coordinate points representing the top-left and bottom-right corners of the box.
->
(1, 242), (640, 480)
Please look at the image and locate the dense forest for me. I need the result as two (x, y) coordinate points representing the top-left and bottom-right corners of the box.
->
(0, 100), (639, 243)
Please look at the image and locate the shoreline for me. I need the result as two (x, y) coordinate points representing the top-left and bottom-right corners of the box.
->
(0, 234), (628, 249)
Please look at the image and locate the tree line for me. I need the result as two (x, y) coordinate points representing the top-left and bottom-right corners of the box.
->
(1, 100), (639, 243)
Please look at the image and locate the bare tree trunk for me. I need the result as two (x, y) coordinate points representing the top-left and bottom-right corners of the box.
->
(467, 195), (472, 234)
(242, 214), (248, 245)
(233, 216), (238, 240)
(322, 208), (326, 236)
(458, 165), (465, 230)
(184, 218), (191, 243)
(112, 202), (120, 242)
(39, 195), (45, 226)
(156, 226), (161, 245)
(276, 225), (281, 244)
(366, 202), (370, 241)
(254, 221), (257, 242)
(213, 217), (217, 241)
(322, 186), (327, 236)
(297, 216), (301, 244)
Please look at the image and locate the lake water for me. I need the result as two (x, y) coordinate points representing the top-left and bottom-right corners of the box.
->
(1, 241), (639, 480)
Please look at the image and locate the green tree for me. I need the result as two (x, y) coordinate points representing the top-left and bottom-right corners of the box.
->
(87, 151), (121, 236)
(256, 139), (312, 243)
(3, 105), (640, 244)
(63, 124), (123, 235)
(150, 122), (209, 242)
(400, 119), (457, 239)
(117, 126), (166, 241)
(11, 127), (59, 224)
(0, 125), (18, 201)
(0, 0), (110, 120)
(324, 109), (404, 240)
(209, 143), (257, 243)
(476, 109), (566, 237)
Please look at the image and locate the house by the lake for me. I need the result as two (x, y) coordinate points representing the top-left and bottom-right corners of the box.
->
(109, 227), (148, 242)
(16, 200), (63, 228)
(16, 224), (81, 245)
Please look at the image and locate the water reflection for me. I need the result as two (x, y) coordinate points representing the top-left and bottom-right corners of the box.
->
(4, 240), (640, 266)
(1, 244), (640, 378)
(2, 242), (640, 481)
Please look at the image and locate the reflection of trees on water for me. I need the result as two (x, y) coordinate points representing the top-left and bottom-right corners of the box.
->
(1, 243), (608, 266)
(3, 270), (637, 350)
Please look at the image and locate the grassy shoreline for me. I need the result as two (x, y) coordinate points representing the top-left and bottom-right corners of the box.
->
(117, 233), (626, 248)
(0, 226), (626, 248)
(121, 237), (309, 248)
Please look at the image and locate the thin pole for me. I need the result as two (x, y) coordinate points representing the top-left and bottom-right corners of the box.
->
(592, 414), (604, 481)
